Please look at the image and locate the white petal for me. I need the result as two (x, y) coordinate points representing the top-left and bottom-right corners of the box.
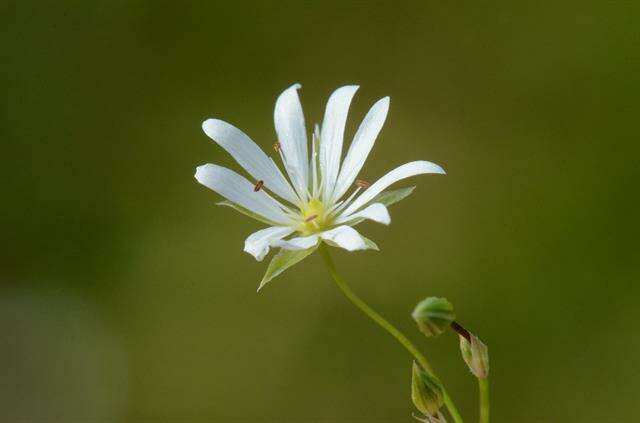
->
(320, 85), (359, 201)
(202, 119), (299, 204)
(195, 164), (290, 225)
(310, 125), (320, 197)
(334, 203), (390, 225)
(342, 161), (445, 217)
(332, 96), (389, 202)
(273, 234), (319, 250)
(320, 226), (367, 251)
(244, 226), (295, 261)
(274, 84), (309, 198)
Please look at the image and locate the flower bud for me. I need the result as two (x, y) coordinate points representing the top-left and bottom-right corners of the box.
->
(412, 297), (455, 337)
(411, 362), (444, 416)
(459, 333), (489, 379)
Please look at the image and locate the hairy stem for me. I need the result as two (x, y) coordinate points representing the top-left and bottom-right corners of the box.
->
(318, 244), (464, 423)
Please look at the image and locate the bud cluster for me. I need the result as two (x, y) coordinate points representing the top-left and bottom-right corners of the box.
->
(408, 296), (490, 420)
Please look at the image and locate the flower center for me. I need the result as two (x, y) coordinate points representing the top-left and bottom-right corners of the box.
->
(298, 199), (331, 235)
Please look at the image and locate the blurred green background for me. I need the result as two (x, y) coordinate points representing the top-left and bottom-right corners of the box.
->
(3, 1), (639, 422)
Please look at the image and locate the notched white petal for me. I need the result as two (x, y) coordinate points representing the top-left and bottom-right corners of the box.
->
(201, 119), (298, 204)
(195, 164), (290, 225)
(320, 85), (359, 200)
(335, 202), (390, 225)
(274, 83), (309, 197)
(342, 161), (445, 217)
(273, 234), (319, 250)
(320, 225), (367, 251)
(332, 96), (390, 202)
(244, 226), (295, 261)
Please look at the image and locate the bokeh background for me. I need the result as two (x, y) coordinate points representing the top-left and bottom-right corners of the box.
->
(3, 1), (639, 422)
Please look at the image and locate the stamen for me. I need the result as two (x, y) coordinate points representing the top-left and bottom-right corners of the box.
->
(273, 142), (281, 153)
(253, 180), (264, 192)
(355, 179), (371, 188)
(329, 187), (361, 217)
(304, 214), (318, 223)
(325, 200), (344, 215)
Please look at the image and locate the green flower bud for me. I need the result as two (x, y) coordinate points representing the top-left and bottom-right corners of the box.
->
(459, 334), (489, 379)
(411, 362), (444, 416)
(412, 297), (455, 337)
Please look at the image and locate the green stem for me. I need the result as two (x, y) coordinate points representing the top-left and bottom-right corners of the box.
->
(318, 244), (464, 423)
(478, 378), (489, 423)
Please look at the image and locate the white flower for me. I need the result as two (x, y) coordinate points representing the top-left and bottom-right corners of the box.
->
(195, 84), (445, 288)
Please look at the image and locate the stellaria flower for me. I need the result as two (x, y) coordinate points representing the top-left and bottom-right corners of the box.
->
(195, 84), (445, 288)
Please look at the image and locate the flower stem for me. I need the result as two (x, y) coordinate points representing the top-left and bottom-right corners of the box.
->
(478, 378), (489, 423)
(318, 244), (464, 423)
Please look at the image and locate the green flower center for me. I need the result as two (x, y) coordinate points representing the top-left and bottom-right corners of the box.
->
(298, 199), (332, 235)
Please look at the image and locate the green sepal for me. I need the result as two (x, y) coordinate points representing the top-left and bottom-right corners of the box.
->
(370, 186), (416, 207)
(258, 245), (318, 291)
(362, 236), (380, 251)
(216, 200), (278, 226)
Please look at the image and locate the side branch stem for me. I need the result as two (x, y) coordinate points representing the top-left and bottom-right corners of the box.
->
(318, 244), (464, 423)
(479, 378), (490, 423)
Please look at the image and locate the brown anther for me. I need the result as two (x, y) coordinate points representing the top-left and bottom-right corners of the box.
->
(304, 214), (318, 223)
(273, 142), (281, 152)
(355, 179), (371, 188)
(253, 180), (264, 192)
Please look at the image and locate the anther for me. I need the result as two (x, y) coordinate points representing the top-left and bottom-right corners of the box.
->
(273, 142), (281, 152)
(253, 180), (264, 192)
(355, 179), (371, 188)
(304, 214), (318, 222)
